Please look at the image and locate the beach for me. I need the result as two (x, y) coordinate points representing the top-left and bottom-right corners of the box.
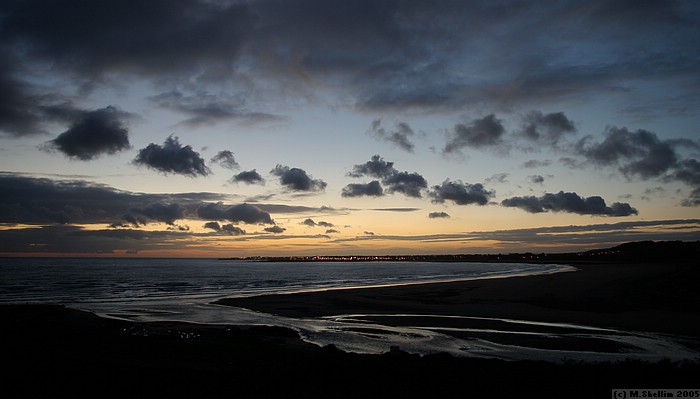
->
(218, 261), (700, 337)
(3, 261), (699, 397)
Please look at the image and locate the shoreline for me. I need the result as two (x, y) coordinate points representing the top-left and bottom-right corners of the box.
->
(3, 259), (700, 397)
(216, 261), (700, 337)
(217, 262), (577, 300)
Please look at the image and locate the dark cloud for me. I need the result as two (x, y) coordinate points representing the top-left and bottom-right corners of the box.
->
(222, 224), (246, 235)
(669, 159), (700, 187)
(124, 203), (187, 226)
(369, 119), (416, 153)
(670, 159), (700, 206)
(371, 208), (420, 212)
(133, 135), (210, 177)
(43, 106), (131, 160)
(682, 188), (700, 207)
(575, 126), (700, 206)
(520, 111), (576, 146)
(429, 180), (494, 206)
(253, 203), (333, 214)
(325, 229), (340, 234)
(501, 191), (638, 217)
(530, 175), (545, 184)
(0, 174), (159, 225)
(428, 212), (450, 219)
(0, 64), (87, 136)
(196, 202), (274, 225)
(232, 170), (265, 185)
(444, 114), (506, 153)
(211, 150), (239, 170)
(382, 171), (428, 198)
(264, 225), (286, 233)
(1, 0), (697, 122)
(522, 159), (552, 168)
(0, 225), (195, 254)
(270, 165), (327, 192)
(0, 0), (251, 79)
(486, 173), (509, 184)
(341, 181), (384, 198)
(203, 220), (244, 234)
(301, 218), (334, 228)
(149, 91), (281, 127)
(0, 173), (238, 226)
(203, 221), (222, 231)
(346, 155), (427, 198)
(347, 155), (396, 179)
(577, 127), (678, 180)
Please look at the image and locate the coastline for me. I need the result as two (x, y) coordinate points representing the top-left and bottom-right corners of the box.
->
(3, 260), (700, 397)
(216, 261), (700, 337)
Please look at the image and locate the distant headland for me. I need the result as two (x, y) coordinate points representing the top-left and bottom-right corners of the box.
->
(221, 240), (699, 263)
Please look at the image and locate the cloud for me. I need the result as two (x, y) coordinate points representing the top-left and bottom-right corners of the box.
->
(0, 0), (251, 80)
(133, 135), (210, 177)
(369, 119), (416, 153)
(382, 171), (428, 198)
(203, 221), (222, 231)
(670, 159), (700, 206)
(371, 208), (421, 212)
(341, 181), (384, 198)
(443, 114), (506, 153)
(428, 212), (450, 219)
(149, 91), (282, 127)
(196, 202), (274, 224)
(346, 155), (427, 198)
(347, 155), (396, 179)
(301, 218), (317, 227)
(222, 224), (246, 235)
(264, 226), (286, 233)
(270, 165), (327, 192)
(301, 218), (334, 228)
(530, 175), (545, 184)
(486, 173), (509, 184)
(429, 179), (494, 205)
(577, 127), (678, 180)
(522, 160), (552, 168)
(519, 111), (576, 147)
(232, 170), (265, 185)
(43, 106), (132, 160)
(502, 191), (638, 217)
(211, 150), (239, 170)
(0, 173), (203, 225)
(203, 221), (246, 235)
(325, 229), (340, 234)
(0, 225), (196, 254)
(124, 203), (187, 226)
(1, 0), (697, 123)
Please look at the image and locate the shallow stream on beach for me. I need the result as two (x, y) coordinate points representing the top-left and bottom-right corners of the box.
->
(1, 258), (698, 362)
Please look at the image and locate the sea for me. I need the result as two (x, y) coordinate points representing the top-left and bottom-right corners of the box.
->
(1, 257), (697, 363)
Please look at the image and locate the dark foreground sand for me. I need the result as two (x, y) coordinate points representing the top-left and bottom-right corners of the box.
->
(3, 262), (700, 398)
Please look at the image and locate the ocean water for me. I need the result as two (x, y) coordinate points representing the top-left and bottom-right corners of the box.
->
(0, 257), (564, 307)
(1, 258), (697, 363)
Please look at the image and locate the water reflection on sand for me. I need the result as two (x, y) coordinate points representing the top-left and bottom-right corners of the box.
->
(82, 301), (700, 363)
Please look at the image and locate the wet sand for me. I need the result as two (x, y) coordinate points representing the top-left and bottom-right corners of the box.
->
(218, 261), (700, 337)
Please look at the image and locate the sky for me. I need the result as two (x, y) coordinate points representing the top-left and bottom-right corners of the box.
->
(1, 0), (699, 257)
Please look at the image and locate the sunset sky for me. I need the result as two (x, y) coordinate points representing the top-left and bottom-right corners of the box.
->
(1, 0), (699, 257)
